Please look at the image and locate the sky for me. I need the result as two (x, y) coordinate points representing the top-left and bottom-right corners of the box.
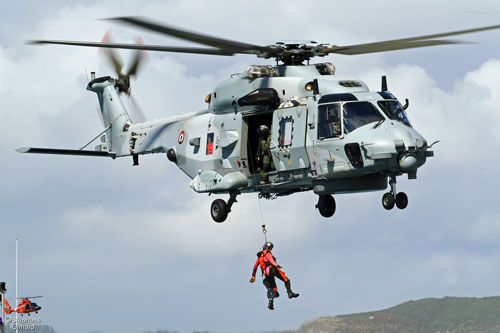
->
(1, 1), (500, 332)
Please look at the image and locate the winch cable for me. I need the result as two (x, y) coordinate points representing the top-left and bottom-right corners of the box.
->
(246, 123), (270, 241)
(261, 224), (268, 243)
(257, 194), (266, 224)
(256, 188), (270, 230)
(256, 185), (269, 245)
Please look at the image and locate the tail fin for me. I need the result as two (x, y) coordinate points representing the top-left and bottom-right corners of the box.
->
(17, 75), (135, 159)
(87, 76), (133, 156)
(4, 299), (13, 314)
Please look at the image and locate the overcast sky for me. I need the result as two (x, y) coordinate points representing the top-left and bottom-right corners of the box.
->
(1, 1), (500, 332)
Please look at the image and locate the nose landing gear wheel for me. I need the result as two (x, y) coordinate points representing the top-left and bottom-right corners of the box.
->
(316, 194), (336, 217)
(211, 199), (228, 223)
(395, 192), (408, 209)
(382, 192), (395, 210)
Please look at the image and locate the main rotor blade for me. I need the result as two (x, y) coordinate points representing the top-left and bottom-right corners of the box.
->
(28, 40), (235, 56)
(329, 24), (500, 55)
(376, 24), (500, 44)
(329, 39), (465, 55)
(107, 16), (270, 53)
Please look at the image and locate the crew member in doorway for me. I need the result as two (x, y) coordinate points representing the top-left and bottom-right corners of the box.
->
(250, 242), (299, 310)
(256, 125), (274, 185)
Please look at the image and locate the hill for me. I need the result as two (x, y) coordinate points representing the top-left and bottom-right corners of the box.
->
(292, 296), (500, 333)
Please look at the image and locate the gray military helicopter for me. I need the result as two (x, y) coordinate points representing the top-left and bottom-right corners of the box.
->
(18, 17), (500, 222)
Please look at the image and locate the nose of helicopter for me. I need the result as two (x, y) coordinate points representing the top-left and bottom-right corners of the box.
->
(393, 126), (427, 169)
(366, 123), (430, 175)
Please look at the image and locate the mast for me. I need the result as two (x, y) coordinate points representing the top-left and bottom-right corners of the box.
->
(15, 239), (18, 333)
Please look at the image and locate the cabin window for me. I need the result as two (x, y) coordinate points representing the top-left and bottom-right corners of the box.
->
(377, 100), (412, 127)
(278, 117), (294, 147)
(317, 103), (341, 139)
(343, 101), (384, 134)
(206, 133), (214, 155)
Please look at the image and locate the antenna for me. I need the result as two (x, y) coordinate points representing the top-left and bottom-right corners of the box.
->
(381, 75), (388, 92)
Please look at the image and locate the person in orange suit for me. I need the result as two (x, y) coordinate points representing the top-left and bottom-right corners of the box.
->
(250, 242), (299, 310)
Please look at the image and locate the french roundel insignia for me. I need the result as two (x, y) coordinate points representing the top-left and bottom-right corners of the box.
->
(178, 131), (185, 144)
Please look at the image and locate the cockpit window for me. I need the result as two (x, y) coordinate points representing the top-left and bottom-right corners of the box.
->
(317, 103), (341, 139)
(343, 101), (384, 134)
(377, 100), (411, 127)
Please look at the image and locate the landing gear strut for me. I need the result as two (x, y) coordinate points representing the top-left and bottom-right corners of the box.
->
(210, 191), (239, 223)
(316, 194), (336, 218)
(382, 174), (408, 210)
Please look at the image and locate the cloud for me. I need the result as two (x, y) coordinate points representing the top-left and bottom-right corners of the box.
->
(3, 1), (500, 333)
(55, 189), (318, 258)
(359, 60), (500, 168)
(427, 254), (459, 285)
(468, 213), (500, 243)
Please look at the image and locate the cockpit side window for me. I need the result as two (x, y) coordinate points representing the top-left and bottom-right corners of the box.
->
(377, 100), (412, 127)
(343, 101), (384, 134)
(317, 103), (341, 139)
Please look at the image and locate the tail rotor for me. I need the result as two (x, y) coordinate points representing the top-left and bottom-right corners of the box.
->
(100, 31), (148, 122)
(100, 32), (147, 94)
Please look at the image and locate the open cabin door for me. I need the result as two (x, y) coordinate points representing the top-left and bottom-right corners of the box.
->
(271, 105), (310, 171)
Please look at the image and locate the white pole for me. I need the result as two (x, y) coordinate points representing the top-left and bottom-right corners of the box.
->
(15, 239), (18, 333)
(1, 289), (4, 333)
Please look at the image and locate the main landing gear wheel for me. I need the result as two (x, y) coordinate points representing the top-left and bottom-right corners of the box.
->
(211, 199), (228, 223)
(382, 193), (395, 210)
(210, 191), (239, 223)
(316, 194), (336, 218)
(396, 192), (408, 209)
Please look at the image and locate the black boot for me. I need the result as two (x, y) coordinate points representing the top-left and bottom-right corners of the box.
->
(285, 281), (299, 299)
(268, 299), (274, 310)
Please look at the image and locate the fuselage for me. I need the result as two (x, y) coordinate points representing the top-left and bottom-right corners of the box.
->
(105, 63), (433, 196)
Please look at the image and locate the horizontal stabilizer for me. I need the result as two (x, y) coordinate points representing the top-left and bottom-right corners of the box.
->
(16, 147), (116, 158)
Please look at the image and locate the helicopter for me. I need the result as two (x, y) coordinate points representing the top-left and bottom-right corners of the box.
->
(4, 297), (42, 316)
(17, 17), (500, 222)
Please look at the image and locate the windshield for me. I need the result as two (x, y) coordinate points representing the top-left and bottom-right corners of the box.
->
(377, 100), (411, 127)
(343, 101), (384, 134)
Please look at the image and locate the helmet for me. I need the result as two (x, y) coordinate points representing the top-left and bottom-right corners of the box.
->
(263, 242), (274, 250)
(257, 125), (270, 138)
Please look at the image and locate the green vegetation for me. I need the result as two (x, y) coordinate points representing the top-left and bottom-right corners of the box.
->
(295, 296), (500, 333)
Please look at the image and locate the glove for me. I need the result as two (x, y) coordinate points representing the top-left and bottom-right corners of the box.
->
(277, 265), (282, 269)
(250, 276), (256, 283)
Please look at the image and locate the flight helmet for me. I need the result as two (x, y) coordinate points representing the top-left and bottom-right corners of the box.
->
(263, 242), (274, 250)
(257, 125), (270, 138)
